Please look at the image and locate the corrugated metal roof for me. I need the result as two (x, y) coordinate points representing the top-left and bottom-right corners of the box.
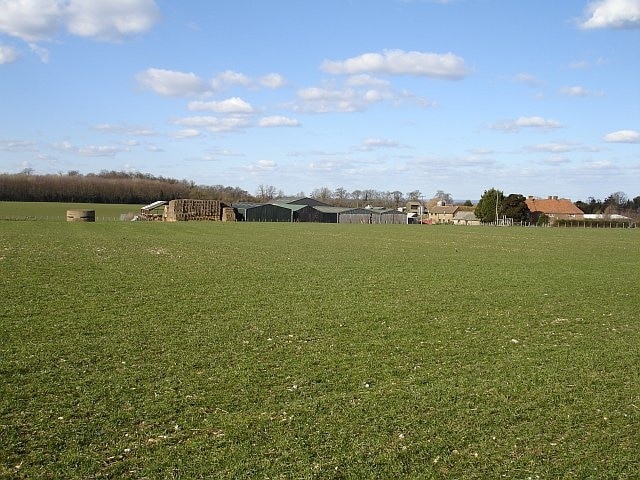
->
(270, 203), (310, 211)
(232, 202), (265, 210)
(141, 200), (167, 211)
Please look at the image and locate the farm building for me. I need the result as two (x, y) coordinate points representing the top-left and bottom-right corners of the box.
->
(525, 196), (584, 222)
(139, 200), (167, 220)
(427, 205), (459, 224)
(453, 210), (481, 225)
(233, 202), (294, 222)
(372, 209), (408, 224)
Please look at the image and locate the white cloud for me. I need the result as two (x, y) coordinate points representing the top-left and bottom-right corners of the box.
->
(0, 0), (64, 42)
(345, 74), (392, 88)
(258, 116), (300, 127)
(561, 85), (603, 96)
(174, 115), (249, 133)
(259, 73), (286, 89)
(358, 138), (401, 151)
(28, 42), (49, 62)
(211, 70), (251, 90)
(188, 97), (254, 113)
(136, 68), (206, 96)
(580, 0), (640, 29)
(247, 159), (277, 172)
(93, 123), (156, 136)
(295, 86), (379, 113)
(321, 49), (469, 79)
(603, 129), (640, 142)
(172, 129), (202, 139)
(0, 43), (20, 63)
(66, 0), (160, 41)
(491, 116), (562, 132)
(0, 139), (37, 151)
(54, 140), (121, 157)
(0, 0), (160, 43)
(525, 142), (576, 153)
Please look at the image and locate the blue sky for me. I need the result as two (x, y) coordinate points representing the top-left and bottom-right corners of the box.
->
(1, 0), (639, 201)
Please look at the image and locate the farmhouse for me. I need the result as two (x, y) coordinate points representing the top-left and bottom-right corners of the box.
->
(427, 204), (459, 224)
(525, 196), (584, 222)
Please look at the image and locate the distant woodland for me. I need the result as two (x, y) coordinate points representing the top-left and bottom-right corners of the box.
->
(0, 170), (254, 205)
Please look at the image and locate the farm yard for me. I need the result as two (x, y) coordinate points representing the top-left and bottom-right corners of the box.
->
(1, 203), (638, 478)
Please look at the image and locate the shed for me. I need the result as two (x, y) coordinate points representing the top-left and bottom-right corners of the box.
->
(140, 200), (167, 220)
(233, 202), (294, 222)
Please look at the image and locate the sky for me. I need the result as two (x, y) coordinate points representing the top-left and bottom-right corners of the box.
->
(1, 0), (639, 201)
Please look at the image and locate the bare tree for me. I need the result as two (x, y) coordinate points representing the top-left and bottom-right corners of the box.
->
(407, 190), (422, 201)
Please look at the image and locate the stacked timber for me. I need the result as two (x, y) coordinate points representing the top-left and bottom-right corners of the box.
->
(165, 199), (222, 221)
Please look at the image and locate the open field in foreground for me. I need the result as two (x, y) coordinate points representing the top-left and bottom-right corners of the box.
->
(1, 218), (638, 478)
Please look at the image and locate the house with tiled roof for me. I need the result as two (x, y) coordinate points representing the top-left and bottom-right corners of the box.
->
(525, 196), (584, 222)
(427, 204), (459, 224)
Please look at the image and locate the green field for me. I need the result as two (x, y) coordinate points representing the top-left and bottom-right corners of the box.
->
(0, 202), (143, 221)
(1, 209), (638, 478)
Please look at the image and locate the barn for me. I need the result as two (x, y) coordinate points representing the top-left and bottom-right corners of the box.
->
(233, 202), (294, 222)
(372, 209), (408, 224)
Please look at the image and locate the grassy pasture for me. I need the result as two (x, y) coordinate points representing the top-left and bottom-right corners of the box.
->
(1, 213), (638, 478)
(0, 202), (143, 221)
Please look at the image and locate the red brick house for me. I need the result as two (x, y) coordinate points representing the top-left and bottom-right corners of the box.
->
(525, 196), (584, 223)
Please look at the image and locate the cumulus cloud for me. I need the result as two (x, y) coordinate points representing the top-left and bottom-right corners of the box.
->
(0, 0), (160, 43)
(0, 42), (20, 63)
(258, 116), (300, 127)
(259, 73), (286, 88)
(211, 70), (251, 90)
(188, 97), (254, 113)
(321, 49), (469, 79)
(580, 0), (640, 29)
(604, 129), (640, 142)
(66, 0), (161, 41)
(491, 116), (562, 132)
(136, 68), (206, 96)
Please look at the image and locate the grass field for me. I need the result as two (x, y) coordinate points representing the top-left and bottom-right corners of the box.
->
(0, 202), (143, 221)
(1, 206), (638, 478)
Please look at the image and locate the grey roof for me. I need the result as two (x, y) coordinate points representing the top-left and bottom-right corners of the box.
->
(429, 205), (458, 214)
(453, 211), (479, 221)
(270, 202), (310, 211)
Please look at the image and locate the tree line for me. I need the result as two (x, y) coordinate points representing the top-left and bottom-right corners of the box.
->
(0, 170), (253, 205)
